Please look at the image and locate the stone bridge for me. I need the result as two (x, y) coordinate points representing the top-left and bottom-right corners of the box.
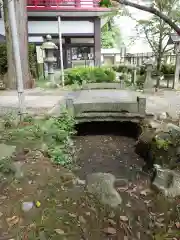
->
(66, 86), (149, 123)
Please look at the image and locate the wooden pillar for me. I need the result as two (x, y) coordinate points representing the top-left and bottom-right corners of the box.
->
(173, 42), (180, 89)
(65, 37), (72, 69)
(94, 18), (101, 66)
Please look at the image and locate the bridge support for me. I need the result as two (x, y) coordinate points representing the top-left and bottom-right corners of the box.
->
(66, 98), (74, 116)
(137, 97), (146, 114)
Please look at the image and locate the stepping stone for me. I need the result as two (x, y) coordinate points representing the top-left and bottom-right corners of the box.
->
(86, 172), (122, 208)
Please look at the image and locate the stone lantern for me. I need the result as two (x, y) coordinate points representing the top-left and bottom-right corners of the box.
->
(143, 58), (154, 93)
(41, 35), (58, 84)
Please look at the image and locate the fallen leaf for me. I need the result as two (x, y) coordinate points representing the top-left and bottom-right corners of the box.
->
(120, 216), (129, 222)
(137, 232), (140, 239)
(140, 189), (151, 196)
(103, 227), (116, 235)
(117, 187), (128, 192)
(175, 222), (180, 229)
(55, 229), (65, 235)
(79, 215), (86, 224)
(157, 218), (164, 223)
(107, 218), (116, 226)
(85, 212), (91, 216)
(126, 202), (131, 207)
(68, 213), (76, 218)
(6, 216), (20, 227)
(155, 222), (164, 228)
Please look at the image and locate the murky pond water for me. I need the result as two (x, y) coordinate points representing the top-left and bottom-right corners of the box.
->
(72, 122), (179, 239)
(74, 121), (143, 180)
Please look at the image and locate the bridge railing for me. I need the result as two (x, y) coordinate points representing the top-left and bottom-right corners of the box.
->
(65, 96), (146, 122)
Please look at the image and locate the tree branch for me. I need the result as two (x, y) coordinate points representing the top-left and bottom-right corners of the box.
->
(118, 0), (180, 34)
(143, 28), (157, 53)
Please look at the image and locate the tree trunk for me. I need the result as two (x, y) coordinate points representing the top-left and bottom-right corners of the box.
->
(3, 0), (32, 89)
(156, 30), (163, 88)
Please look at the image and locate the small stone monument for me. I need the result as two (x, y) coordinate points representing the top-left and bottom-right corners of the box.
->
(41, 35), (58, 85)
(143, 58), (154, 93)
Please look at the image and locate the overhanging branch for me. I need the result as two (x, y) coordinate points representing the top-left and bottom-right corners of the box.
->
(118, 0), (180, 34)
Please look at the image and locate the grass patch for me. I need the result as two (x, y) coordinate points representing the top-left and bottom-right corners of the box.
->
(0, 109), (76, 167)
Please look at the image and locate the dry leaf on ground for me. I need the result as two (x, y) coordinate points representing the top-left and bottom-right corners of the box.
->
(54, 229), (65, 235)
(120, 216), (129, 222)
(103, 227), (116, 235)
(6, 216), (20, 228)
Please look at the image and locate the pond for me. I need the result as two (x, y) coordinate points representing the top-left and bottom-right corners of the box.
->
(72, 121), (179, 239)
(74, 121), (143, 180)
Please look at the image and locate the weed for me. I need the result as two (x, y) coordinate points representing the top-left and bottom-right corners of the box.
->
(1, 109), (76, 167)
(0, 157), (15, 174)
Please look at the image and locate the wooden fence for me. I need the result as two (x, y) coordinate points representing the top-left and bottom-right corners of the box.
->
(120, 52), (176, 66)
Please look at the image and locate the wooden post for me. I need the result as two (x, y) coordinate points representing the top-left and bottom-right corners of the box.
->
(58, 16), (64, 87)
(173, 42), (180, 89)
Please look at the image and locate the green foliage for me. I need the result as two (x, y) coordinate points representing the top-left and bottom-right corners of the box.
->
(2, 110), (76, 167)
(155, 138), (171, 151)
(138, 65), (146, 75)
(0, 44), (8, 75)
(112, 64), (136, 74)
(160, 64), (175, 75)
(99, 0), (112, 7)
(101, 17), (122, 49)
(136, 74), (146, 89)
(64, 66), (116, 85)
(28, 44), (37, 78)
(0, 157), (15, 175)
(135, 0), (180, 78)
(0, 43), (37, 78)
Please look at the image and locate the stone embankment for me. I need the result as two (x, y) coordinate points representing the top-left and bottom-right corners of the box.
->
(135, 117), (180, 198)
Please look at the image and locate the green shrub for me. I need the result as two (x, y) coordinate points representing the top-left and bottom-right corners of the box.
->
(2, 109), (76, 167)
(0, 43), (37, 78)
(138, 65), (146, 75)
(112, 64), (136, 74)
(136, 74), (145, 89)
(0, 44), (8, 75)
(28, 44), (37, 78)
(64, 66), (116, 85)
(160, 64), (175, 75)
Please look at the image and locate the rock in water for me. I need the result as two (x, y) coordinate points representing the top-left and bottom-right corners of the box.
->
(86, 173), (122, 208)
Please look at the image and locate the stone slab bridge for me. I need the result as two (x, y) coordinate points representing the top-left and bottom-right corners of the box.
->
(65, 84), (151, 123)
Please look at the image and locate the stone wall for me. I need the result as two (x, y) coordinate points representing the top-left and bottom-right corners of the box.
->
(135, 120), (180, 198)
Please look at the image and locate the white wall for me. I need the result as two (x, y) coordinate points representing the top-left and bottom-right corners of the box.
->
(71, 37), (94, 43)
(0, 20), (5, 35)
(0, 19), (94, 36)
(28, 20), (94, 35)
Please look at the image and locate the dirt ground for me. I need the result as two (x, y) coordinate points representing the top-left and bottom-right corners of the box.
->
(0, 122), (180, 239)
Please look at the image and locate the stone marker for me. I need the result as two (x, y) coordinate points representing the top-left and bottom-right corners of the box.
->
(86, 172), (122, 208)
(143, 59), (154, 93)
(152, 164), (180, 198)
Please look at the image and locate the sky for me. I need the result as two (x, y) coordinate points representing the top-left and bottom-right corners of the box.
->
(115, 6), (153, 53)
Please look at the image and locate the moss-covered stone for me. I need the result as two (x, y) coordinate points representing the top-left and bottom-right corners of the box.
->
(135, 121), (180, 169)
